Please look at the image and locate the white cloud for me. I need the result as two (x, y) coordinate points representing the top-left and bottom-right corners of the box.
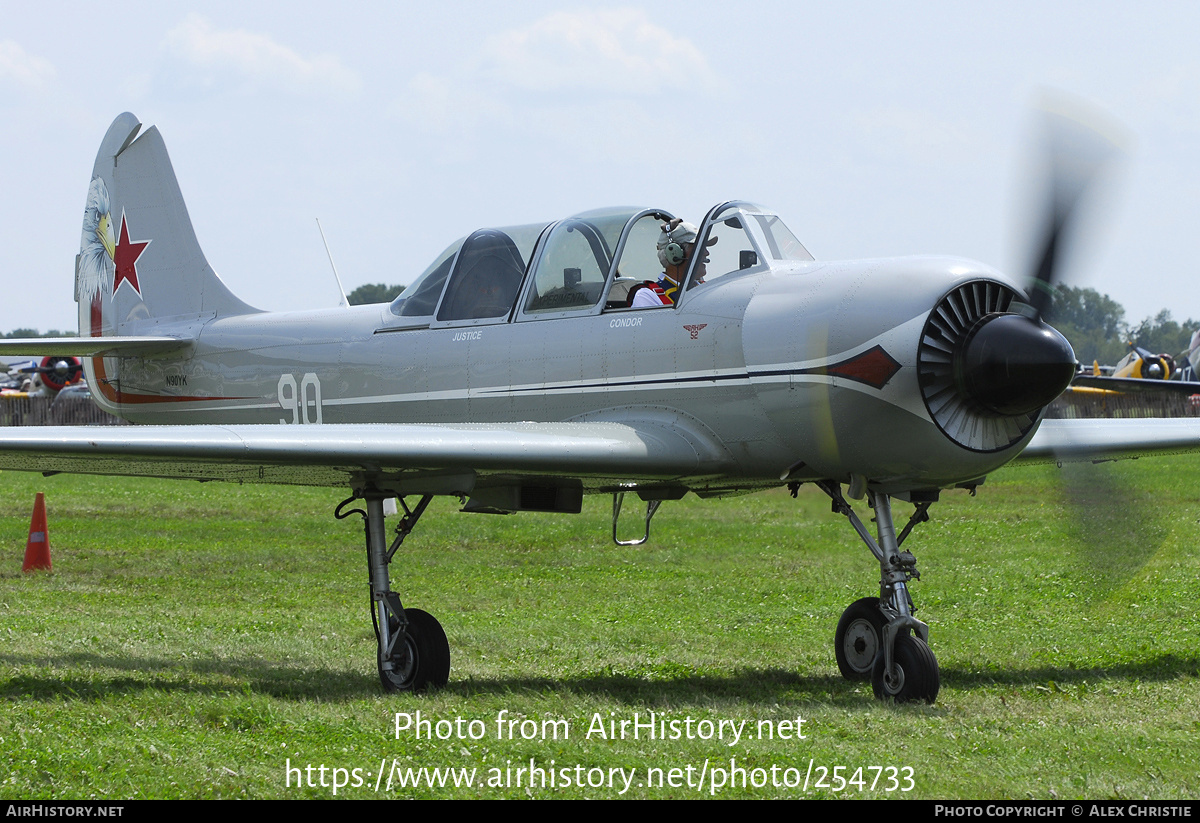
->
(164, 14), (360, 96)
(0, 40), (55, 94)
(391, 7), (723, 159)
(481, 9), (720, 95)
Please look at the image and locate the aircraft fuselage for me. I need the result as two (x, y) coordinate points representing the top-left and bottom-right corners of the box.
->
(89, 254), (1038, 495)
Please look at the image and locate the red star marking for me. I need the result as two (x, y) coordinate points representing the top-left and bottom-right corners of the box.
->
(113, 213), (150, 297)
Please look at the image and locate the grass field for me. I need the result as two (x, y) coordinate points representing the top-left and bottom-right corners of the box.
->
(0, 456), (1197, 799)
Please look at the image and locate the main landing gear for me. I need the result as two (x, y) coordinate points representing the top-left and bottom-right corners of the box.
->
(336, 490), (450, 693)
(810, 481), (940, 704)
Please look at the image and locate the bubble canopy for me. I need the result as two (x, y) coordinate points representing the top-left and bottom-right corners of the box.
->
(388, 203), (809, 324)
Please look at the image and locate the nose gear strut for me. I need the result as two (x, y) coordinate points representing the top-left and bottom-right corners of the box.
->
(810, 480), (940, 703)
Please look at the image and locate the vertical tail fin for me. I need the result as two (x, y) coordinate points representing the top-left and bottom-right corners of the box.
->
(78, 113), (257, 339)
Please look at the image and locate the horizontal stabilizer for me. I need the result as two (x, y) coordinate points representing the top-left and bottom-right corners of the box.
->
(0, 337), (193, 357)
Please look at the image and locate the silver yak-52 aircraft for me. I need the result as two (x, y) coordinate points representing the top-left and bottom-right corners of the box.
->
(3, 112), (1198, 703)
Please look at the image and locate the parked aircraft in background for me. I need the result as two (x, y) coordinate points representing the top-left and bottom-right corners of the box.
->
(1113, 345), (1176, 380)
(1183, 330), (1200, 382)
(1, 356), (84, 397)
(1072, 337), (1200, 395)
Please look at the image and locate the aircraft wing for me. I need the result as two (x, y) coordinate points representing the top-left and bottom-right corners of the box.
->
(1070, 374), (1200, 396)
(0, 421), (733, 493)
(1019, 418), (1200, 462)
(2, 417), (1194, 493)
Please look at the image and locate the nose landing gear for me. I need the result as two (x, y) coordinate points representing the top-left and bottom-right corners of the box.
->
(814, 481), (940, 704)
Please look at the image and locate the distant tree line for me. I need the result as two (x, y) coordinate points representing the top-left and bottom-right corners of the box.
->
(1048, 286), (1197, 366)
(346, 283), (406, 305)
(2, 329), (75, 339)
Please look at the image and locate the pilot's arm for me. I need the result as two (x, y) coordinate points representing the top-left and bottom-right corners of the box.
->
(630, 281), (670, 308)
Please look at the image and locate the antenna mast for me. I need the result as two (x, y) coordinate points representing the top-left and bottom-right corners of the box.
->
(316, 218), (350, 308)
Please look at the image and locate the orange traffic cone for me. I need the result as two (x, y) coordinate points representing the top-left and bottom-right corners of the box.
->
(22, 492), (51, 573)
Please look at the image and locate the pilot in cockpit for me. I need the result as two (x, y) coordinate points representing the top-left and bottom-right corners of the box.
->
(629, 218), (715, 308)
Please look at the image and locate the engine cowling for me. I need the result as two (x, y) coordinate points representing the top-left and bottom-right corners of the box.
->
(918, 281), (1075, 452)
(38, 356), (84, 394)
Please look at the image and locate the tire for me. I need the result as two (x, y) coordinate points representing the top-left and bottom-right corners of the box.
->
(834, 597), (887, 681)
(379, 608), (450, 693)
(871, 633), (939, 704)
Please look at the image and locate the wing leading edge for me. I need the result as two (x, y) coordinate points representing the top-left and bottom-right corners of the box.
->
(1020, 418), (1200, 462)
(0, 420), (735, 493)
(1, 414), (1195, 495)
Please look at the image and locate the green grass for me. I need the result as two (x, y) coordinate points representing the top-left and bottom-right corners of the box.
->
(0, 457), (1197, 799)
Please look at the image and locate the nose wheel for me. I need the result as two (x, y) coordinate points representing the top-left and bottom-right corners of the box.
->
(834, 597), (887, 681)
(872, 633), (939, 704)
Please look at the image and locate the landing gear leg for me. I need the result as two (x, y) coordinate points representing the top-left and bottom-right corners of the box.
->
(337, 490), (450, 693)
(819, 482), (939, 703)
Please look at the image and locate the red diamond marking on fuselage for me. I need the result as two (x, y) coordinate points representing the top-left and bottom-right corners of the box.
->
(793, 345), (902, 389)
(823, 345), (902, 389)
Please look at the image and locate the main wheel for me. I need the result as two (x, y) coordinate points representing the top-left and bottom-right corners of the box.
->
(379, 608), (450, 693)
(871, 633), (939, 704)
(834, 597), (887, 681)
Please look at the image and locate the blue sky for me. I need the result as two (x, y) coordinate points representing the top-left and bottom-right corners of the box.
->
(3, 2), (1198, 334)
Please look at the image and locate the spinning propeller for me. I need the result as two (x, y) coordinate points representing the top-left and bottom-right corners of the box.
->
(962, 105), (1123, 420)
(1018, 104), (1164, 592)
(918, 103), (1122, 456)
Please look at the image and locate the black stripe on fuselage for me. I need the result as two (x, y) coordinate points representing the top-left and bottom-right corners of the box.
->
(486, 362), (900, 395)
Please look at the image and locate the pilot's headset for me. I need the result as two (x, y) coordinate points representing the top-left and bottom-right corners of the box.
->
(658, 219), (698, 268)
